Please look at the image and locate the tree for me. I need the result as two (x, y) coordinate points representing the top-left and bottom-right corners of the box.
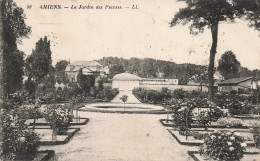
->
(55, 60), (69, 84)
(218, 51), (241, 79)
(25, 36), (52, 83)
(2, 0), (31, 96)
(77, 68), (95, 94)
(0, 0), (4, 155)
(120, 95), (128, 111)
(190, 65), (208, 91)
(108, 64), (125, 79)
(171, 0), (260, 101)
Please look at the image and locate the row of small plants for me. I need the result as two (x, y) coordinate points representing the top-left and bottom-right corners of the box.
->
(55, 86), (119, 103)
(133, 87), (260, 115)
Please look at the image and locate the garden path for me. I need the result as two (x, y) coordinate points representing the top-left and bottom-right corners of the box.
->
(111, 90), (141, 104)
(40, 112), (195, 161)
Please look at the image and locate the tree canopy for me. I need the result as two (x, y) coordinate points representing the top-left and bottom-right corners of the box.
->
(171, 0), (260, 100)
(2, 0), (31, 96)
(77, 68), (95, 94)
(55, 60), (69, 84)
(218, 51), (241, 79)
(25, 36), (52, 82)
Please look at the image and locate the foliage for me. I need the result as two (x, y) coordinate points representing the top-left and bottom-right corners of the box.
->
(120, 95), (128, 104)
(173, 88), (186, 100)
(25, 36), (52, 82)
(1, 109), (40, 160)
(2, 0), (31, 96)
(208, 106), (226, 120)
(214, 92), (253, 115)
(98, 79), (104, 91)
(93, 86), (119, 102)
(77, 68), (95, 94)
(108, 64), (125, 79)
(199, 131), (246, 161)
(24, 79), (36, 96)
(233, 0), (260, 31)
(133, 88), (173, 104)
(252, 104), (260, 115)
(55, 60), (69, 84)
(170, 0), (260, 100)
(189, 131), (204, 140)
(189, 65), (208, 90)
(251, 123), (260, 149)
(174, 102), (194, 135)
(43, 105), (73, 135)
(196, 111), (211, 130)
(218, 51), (241, 79)
(216, 117), (242, 127)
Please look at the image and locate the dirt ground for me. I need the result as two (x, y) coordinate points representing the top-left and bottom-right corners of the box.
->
(40, 111), (196, 161)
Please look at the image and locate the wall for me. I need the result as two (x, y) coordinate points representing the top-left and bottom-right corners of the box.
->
(112, 80), (139, 91)
(218, 85), (238, 92)
(139, 84), (208, 92)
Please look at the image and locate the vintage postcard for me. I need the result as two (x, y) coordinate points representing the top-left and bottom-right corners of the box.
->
(0, 0), (260, 160)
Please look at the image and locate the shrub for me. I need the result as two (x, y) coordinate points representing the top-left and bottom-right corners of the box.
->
(173, 88), (187, 100)
(208, 106), (226, 121)
(252, 104), (260, 115)
(2, 111), (40, 160)
(216, 117), (243, 127)
(44, 105), (73, 135)
(189, 131), (204, 140)
(175, 104), (194, 135)
(251, 123), (260, 149)
(196, 111), (211, 129)
(199, 131), (246, 161)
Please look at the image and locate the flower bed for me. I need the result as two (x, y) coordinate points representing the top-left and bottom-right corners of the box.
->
(167, 128), (255, 147)
(200, 131), (246, 160)
(216, 117), (243, 127)
(188, 151), (260, 161)
(27, 118), (89, 126)
(43, 105), (73, 135)
(32, 128), (80, 146)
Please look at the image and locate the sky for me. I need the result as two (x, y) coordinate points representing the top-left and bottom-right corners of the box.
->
(15, 0), (260, 70)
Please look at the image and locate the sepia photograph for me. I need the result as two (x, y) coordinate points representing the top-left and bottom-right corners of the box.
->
(0, 0), (260, 160)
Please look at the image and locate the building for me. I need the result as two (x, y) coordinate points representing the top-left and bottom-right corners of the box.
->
(112, 73), (141, 91)
(253, 79), (260, 89)
(140, 78), (178, 85)
(214, 71), (224, 81)
(218, 77), (253, 93)
(112, 72), (180, 91)
(65, 61), (108, 82)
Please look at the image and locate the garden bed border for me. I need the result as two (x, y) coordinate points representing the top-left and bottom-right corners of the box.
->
(167, 129), (202, 146)
(36, 150), (55, 161)
(37, 128), (80, 146)
(79, 109), (174, 114)
(29, 118), (89, 126)
(187, 151), (260, 161)
(159, 119), (175, 127)
(168, 129), (255, 147)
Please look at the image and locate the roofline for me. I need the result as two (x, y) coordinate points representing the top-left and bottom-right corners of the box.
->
(218, 77), (253, 85)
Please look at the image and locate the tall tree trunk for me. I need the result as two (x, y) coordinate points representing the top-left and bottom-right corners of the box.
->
(0, 0), (4, 155)
(208, 22), (219, 101)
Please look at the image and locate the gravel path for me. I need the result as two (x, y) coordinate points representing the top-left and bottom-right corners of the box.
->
(40, 112), (196, 161)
